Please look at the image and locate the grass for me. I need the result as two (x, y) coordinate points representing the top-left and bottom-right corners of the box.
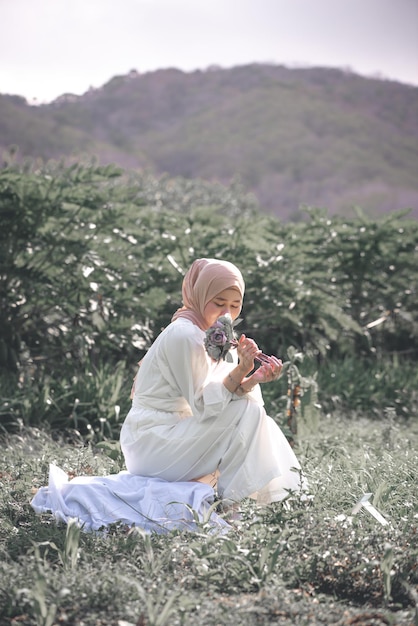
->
(0, 413), (417, 626)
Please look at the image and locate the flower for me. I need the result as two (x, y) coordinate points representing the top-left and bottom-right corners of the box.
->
(204, 314), (272, 364)
(204, 315), (237, 362)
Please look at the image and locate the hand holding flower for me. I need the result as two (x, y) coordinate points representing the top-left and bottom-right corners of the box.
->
(205, 314), (283, 396)
(246, 355), (283, 386)
(236, 334), (262, 376)
(204, 314), (275, 367)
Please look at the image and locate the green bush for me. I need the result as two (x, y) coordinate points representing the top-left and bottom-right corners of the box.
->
(1, 160), (417, 435)
(0, 361), (131, 440)
(317, 356), (418, 418)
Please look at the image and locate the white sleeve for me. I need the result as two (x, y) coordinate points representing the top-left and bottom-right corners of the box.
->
(162, 324), (234, 422)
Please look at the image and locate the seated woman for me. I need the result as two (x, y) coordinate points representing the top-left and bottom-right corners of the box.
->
(32, 258), (306, 532)
(121, 257), (305, 506)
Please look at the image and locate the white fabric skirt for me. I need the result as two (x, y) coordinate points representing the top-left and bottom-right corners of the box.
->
(31, 464), (229, 534)
(121, 396), (305, 505)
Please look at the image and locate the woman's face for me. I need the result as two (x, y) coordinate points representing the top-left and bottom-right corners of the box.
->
(203, 288), (242, 328)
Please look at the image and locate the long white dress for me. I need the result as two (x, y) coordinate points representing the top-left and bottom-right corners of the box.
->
(31, 319), (305, 533)
(120, 318), (304, 504)
(31, 463), (228, 533)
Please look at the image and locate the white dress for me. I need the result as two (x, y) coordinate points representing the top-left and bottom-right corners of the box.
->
(120, 318), (304, 504)
(31, 319), (305, 532)
(31, 464), (228, 534)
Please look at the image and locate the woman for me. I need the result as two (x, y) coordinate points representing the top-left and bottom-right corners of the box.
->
(121, 258), (305, 505)
(32, 258), (306, 532)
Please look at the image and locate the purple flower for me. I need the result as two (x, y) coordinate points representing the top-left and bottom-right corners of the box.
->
(208, 329), (227, 346)
(204, 315), (237, 362)
(204, 314), (272, 365)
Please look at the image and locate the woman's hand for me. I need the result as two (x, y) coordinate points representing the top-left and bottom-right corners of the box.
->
(236, 334), (262, 377)
(246, 355), (283, 386)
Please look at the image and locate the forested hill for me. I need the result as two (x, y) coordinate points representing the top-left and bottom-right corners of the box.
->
(1, 63), (418, 220)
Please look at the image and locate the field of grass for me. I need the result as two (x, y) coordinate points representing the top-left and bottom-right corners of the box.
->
(0, 413), (417, 626)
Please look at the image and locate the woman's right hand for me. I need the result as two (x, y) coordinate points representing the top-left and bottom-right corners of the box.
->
(236, 334), (262, 376)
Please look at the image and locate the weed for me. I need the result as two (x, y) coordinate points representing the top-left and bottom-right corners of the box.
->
(0, 418), (417, 625)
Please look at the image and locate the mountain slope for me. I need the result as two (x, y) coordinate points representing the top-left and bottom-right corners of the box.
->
(2, 64), (418, 219)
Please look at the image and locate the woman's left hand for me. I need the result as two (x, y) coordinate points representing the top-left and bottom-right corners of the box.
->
(250, 355), (283, 385)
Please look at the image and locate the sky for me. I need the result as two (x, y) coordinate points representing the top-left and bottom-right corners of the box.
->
(1, 0), (417, 103)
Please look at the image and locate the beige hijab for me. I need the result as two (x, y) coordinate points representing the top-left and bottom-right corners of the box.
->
(171, 258), (245, 330)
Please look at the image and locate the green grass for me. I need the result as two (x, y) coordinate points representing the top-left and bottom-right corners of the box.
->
(0, 414), (417, 625)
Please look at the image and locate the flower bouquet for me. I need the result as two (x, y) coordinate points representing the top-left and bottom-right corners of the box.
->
(204, 315), (272, 364)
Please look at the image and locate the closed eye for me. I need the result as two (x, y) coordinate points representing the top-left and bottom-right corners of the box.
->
(214, 302), (240, 308)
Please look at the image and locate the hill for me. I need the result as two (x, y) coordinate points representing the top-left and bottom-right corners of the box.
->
(1, 64), (418, 219)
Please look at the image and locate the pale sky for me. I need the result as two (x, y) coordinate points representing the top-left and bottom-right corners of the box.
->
(1, 0), (417, 103)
